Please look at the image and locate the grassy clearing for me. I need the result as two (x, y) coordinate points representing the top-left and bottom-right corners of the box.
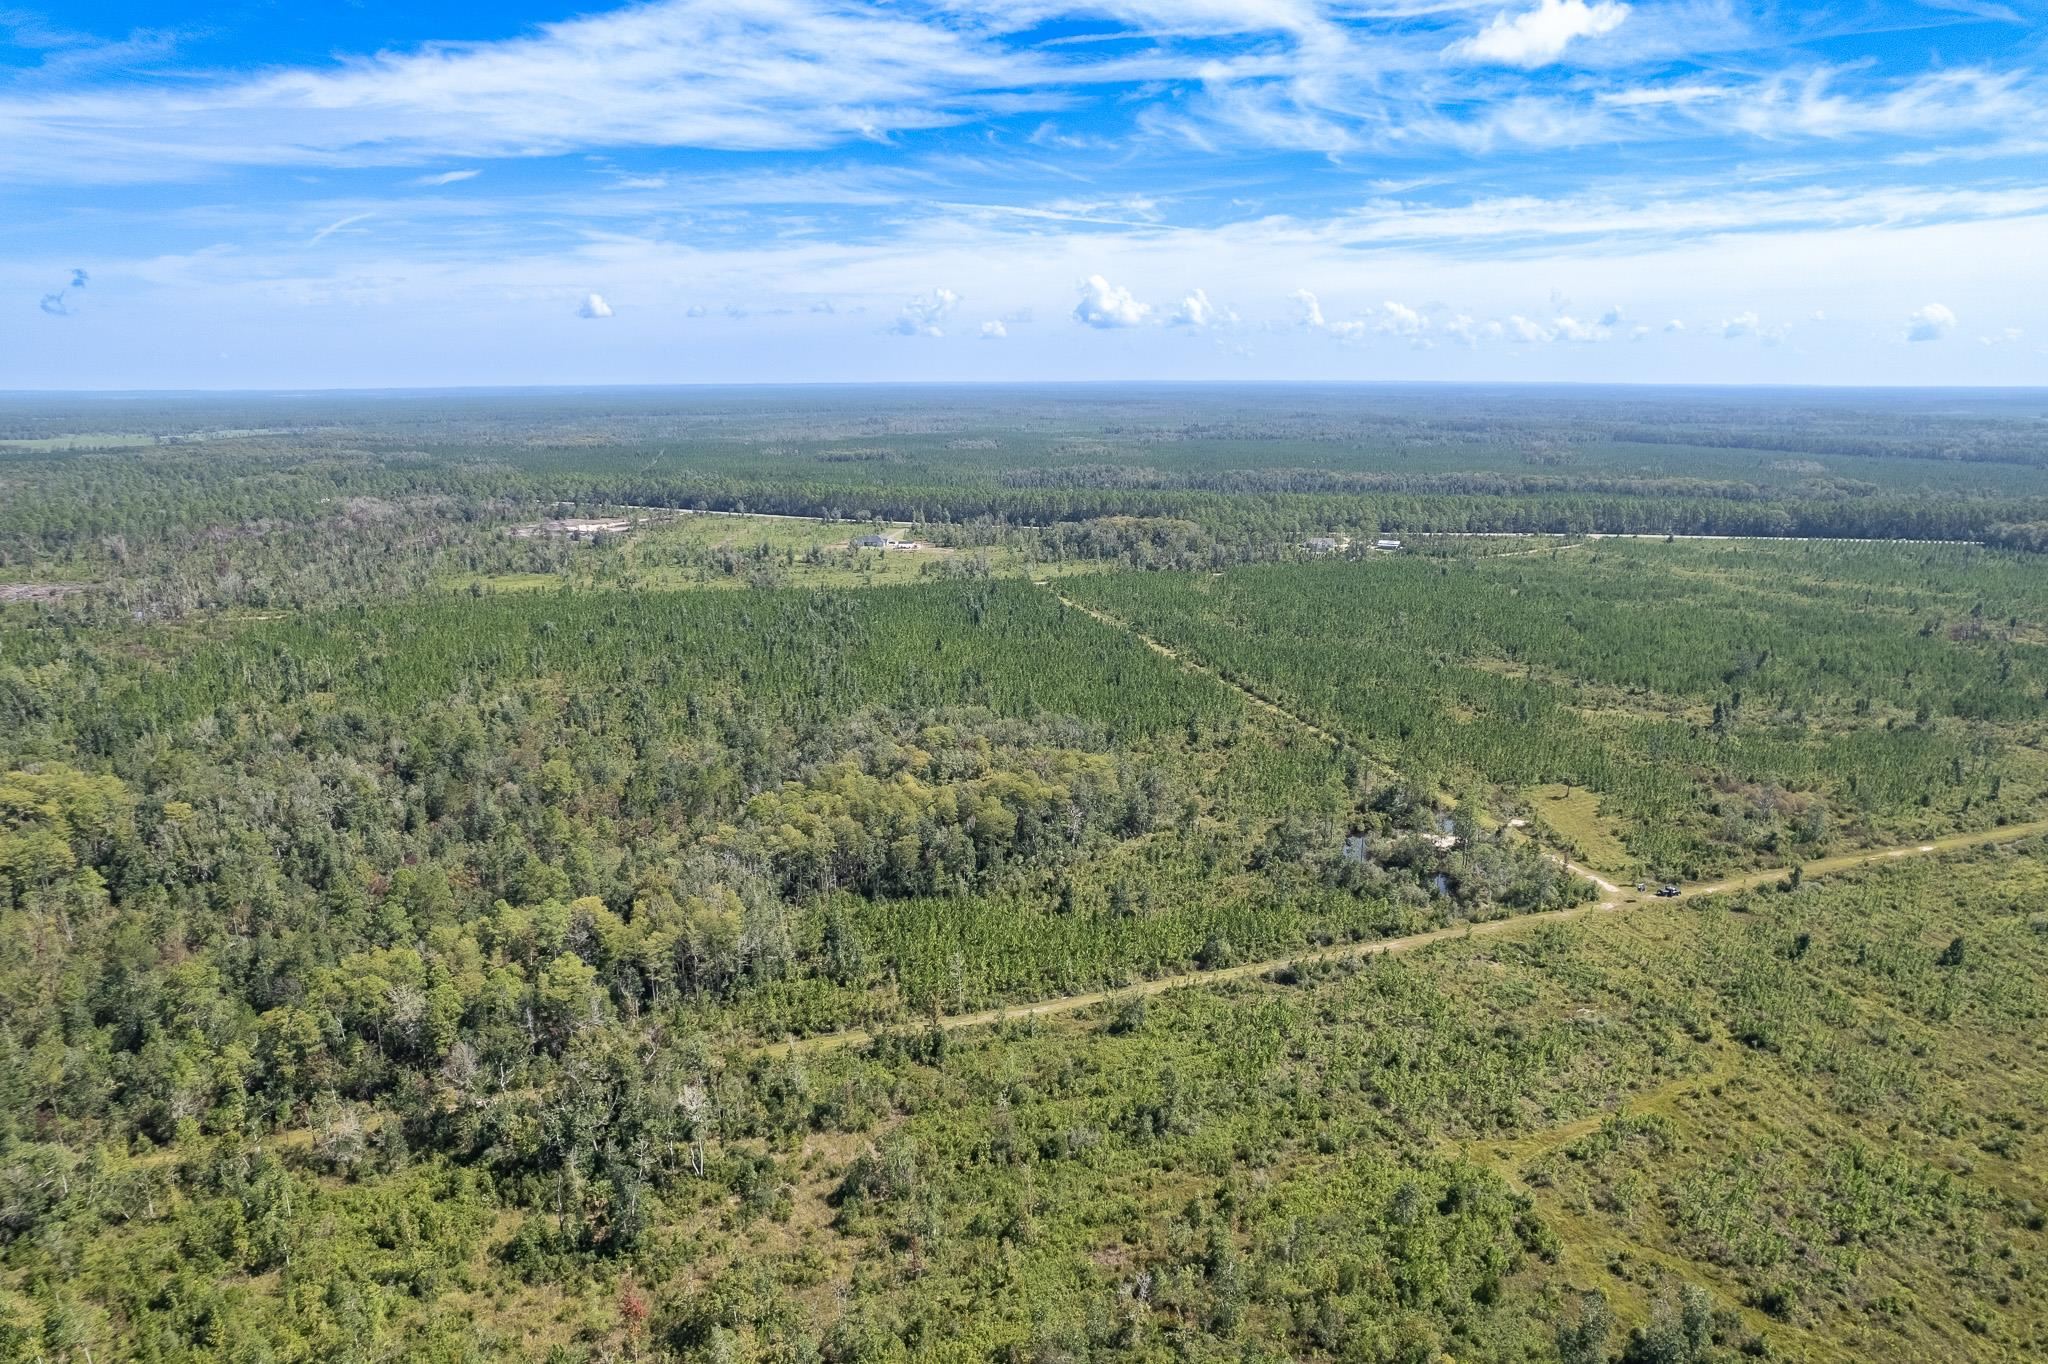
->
(443, 510), (1100, 595)
(0, 432), (159, 451)
(1526, 782), (1635, 876)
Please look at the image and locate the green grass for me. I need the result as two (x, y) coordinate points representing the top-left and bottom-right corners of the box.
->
(441, 511), (1097, 595)
(1525, 782), (1634, 875)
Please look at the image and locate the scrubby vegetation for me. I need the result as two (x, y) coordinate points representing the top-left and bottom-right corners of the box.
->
(2, 387), (2044, 1362)
(1062, 540), (2048, 877)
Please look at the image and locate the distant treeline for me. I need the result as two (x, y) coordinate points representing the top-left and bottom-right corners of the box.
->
(1985, 520), (2048, 553)
(1608, 423), (2048, 468)
(517, 477), (2027, 543)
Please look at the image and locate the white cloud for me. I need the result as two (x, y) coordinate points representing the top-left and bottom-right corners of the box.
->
(1664, 319), (1686, 332)
(1291, 289), (1369, 340)
(1448, 0), (1630, 68)
(978, 319), (1007, 339)
(26, 155), (2048, 388)
(1169, 288), (1227, 327)
(1551, 313), (1605, 342)
(1376, 300), (1427, 337)
(891, 287), (960, 336)
(0, 0), (2040, 195)
(1073, 274), (1151, 328)
(578, 292), (613, 318)
(1979, 326), (2023, 346)
(308, 212), (373, 244)
(1721, 310), (1760, 338)
(1597, 304), (1622, 326)
(1732, 67), (2037, 143)
(1505, 314), (1553, 343)
(411, 169), (480, 186)
(1906, 302), (1956, 342)
(0, 0), (1057, 182)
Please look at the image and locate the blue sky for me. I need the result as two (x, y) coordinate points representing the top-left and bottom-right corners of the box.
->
(4, 0), (2045, 388)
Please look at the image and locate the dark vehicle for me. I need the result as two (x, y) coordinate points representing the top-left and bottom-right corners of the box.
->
(1656, 884), (1681, 898)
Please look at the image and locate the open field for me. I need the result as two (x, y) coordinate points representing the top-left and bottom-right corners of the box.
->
(445, 511), (1106, 595)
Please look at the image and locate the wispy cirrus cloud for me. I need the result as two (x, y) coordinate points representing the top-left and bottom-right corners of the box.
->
(2, 0), (2041, 186)
(6, 0), (2047, 386)
(307, 211), (373, 244)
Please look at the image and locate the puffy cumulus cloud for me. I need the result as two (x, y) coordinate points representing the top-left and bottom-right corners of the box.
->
(978, 319), (1007, 340)
(1073, 274), (1151, 329)
(1290, 289), (1368, 340)
(1441, 315), (1511, 346)
(1495, 310), (1616, 344)
(1486, 307), (1616, 344)
(1377, 300), (1427, 337)
(1722, 310), (1792, 343)
(578, 292), (614, 318)
(1295, 295), (1612, 346)
(1906, 302), (1956, 342)
(1169, 288), (1230, 328)
(1665, 319), (1686, 332)
(1447, 0), (1630, 69)
(890, 287), (959, 336)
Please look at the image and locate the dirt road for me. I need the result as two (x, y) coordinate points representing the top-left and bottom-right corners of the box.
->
(758, 818), (2048, 1058)
(1049, 590), (1348, 750)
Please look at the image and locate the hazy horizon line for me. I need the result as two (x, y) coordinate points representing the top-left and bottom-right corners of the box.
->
(6, 378), (2047, 401)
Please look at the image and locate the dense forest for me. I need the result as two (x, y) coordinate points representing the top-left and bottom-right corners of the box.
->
(2, 387), (2045, 1362)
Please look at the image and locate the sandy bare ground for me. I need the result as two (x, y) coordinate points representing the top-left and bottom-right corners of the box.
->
(0, 582), (90, 603)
